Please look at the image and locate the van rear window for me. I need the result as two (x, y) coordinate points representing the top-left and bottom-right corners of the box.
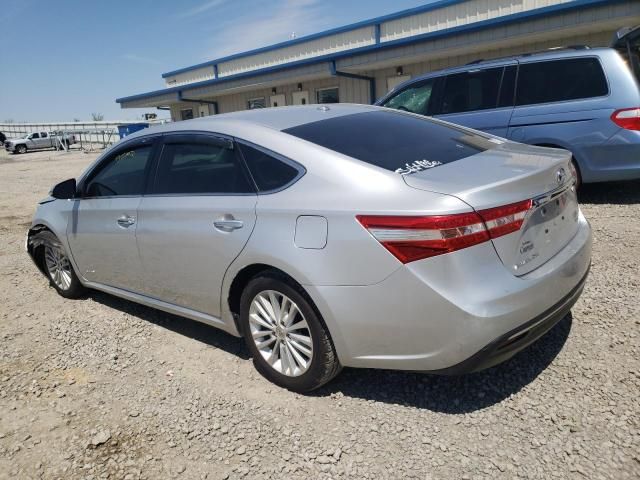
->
(516, 58), (608, 106)
(283, 111), (496, 175)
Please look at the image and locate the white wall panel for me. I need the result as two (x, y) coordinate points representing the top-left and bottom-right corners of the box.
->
(216, 26), (376, 77)
(164, 66), (215, 87)
(379, 0), (571, 43)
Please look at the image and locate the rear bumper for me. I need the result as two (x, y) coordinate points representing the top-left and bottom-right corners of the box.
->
(307, 212), (591, 372)
(432, 266), (588, 375)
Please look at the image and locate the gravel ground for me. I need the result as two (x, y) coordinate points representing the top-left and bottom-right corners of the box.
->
(0, 148), (638, 480)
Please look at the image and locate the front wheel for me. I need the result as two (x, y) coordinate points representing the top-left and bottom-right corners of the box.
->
(15, 144), (27, 154)
(34, 231), (86, 299)
(239, 274), (341, 392)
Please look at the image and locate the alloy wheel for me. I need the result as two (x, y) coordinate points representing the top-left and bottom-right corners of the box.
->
(44, 245), (73, 291)
(248, 290), (313, 377)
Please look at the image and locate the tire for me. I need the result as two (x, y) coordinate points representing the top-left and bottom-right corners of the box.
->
(34, 231), (86, 299)
(570, 158), (582, 190)
(239, 273), (341, 392)
(15, 144), (26, 154)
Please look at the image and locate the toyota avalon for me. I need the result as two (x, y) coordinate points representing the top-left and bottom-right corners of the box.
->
(27, 104), (591, 392)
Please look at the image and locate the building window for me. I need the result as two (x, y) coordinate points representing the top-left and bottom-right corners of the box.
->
(247, 97), (266, 109)
(180, 108), (194, 120)
(316, 87), (339, 104)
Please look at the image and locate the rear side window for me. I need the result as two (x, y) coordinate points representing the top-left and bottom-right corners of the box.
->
(440, 67), (502, 114)
(381, 78), (435, 115)
(153, 141), (253, 195)
(238, 143), (300, 192)
(516, 58), (608, 106)
(85, 145), (152, 197)
(284, 110), (495, 175)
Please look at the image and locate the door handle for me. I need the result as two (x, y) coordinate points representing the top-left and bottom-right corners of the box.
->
(117, 215), (136, 228)
(213, 215), (243, 232)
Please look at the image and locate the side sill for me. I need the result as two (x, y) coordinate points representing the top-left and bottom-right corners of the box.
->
(84, 282), (242, 337)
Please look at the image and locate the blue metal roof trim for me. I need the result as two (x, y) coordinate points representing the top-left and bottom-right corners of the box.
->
(118, 0), (620, 104)
(161, 0), (472, 78)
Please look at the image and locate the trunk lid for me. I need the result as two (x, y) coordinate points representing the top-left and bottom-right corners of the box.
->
(402, 142), (580, 276)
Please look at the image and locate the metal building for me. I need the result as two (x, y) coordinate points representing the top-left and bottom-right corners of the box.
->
(116, 0), (640, 121)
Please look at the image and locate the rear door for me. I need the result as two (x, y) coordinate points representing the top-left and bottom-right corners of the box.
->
(507, 57), (616, 151)
(136, 133), (257, 317)
(67, 137), (159, 292)
(433, 64), (515, 137)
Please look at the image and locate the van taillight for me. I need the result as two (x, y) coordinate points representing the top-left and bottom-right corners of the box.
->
(357, 200), (532, 264)
(611, 108), (640, 130)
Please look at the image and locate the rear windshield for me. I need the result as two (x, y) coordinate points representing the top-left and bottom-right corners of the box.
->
(283, 110), (497, 175)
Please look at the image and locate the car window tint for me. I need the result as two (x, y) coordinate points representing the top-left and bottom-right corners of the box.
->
(86, 146), (152, 197)
(284, 110), (495, 174)
(239, 143), (300, 192)
(31, 133), (40, 139)
(381, 79), (435, 115)
(441, 67), (502, 114)
(41, 132), (48, 138)
(153, 142), (253, 195)
(516, 58), (608, 106)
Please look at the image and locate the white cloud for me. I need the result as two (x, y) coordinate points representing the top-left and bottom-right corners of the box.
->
(121, 53), (163, 66)
(203, 0), (330, 59)
(179, 0), (229, 19)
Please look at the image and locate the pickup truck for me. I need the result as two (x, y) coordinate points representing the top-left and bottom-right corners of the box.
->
(4, 131), (77, 154)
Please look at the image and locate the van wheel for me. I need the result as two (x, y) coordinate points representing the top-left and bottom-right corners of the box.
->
(239, 273), (341, 392)
(570, 159), (582, 190)
(15, 144), (27, 154)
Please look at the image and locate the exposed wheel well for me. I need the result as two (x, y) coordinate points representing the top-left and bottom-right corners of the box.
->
(27, 224), (53, 275)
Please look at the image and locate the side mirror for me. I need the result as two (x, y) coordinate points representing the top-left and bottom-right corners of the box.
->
(51, 178), (77, 199)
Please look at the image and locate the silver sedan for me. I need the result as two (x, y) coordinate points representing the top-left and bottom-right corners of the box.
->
(27, 105), (591, 392)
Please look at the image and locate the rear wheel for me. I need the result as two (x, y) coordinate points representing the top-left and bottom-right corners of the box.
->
(570, 158), (582, 190)
(239, 274), (341, 392)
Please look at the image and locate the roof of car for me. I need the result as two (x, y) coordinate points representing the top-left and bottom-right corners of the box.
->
(124, 103), (382, 142)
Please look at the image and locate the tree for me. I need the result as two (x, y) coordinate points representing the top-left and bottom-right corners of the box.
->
(91, 112), (104, 121)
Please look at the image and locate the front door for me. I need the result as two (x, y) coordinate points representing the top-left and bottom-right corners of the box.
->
(67, 138), (157, 292)
(435, 65), (515, 138)
(292, 91), (309, 105)
(270, 94), (286, 108)
(136, 134), (257, 316)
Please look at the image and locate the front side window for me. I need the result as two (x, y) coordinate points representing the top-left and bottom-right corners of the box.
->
(152, 141), (253, 195)
(180, 109), (194, 120)
(238, 143), (300, 192)
(440, 67), (502, 114)
(316, 87), (339, 104)
(381, 79), (435, 115)
(85, 145), (152, 197)
(247, 97), (266, 110)
(31, 133), (40, 139)
(516, 58), (609, 106)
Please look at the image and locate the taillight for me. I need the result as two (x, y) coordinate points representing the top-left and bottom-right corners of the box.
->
(357, 200), (532, 264)
(356, 212), (490, 263)
(611, 108), (640, 130)
(477, 199), (533, 238)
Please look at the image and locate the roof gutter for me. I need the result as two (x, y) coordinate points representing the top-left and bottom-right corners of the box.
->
(330, 61), (376, 104)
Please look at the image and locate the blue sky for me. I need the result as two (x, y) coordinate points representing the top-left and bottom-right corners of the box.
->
(0, 0), (433, 122)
